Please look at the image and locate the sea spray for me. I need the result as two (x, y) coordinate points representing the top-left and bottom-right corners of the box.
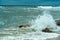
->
(0, 6), (60, 40)
(19, 10), (60, 40)
(30, 10), (59, 32)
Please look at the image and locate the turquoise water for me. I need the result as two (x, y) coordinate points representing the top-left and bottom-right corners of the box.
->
(0, 6), (60, 28)
(0, 6), (60, 40)
(1, 0), (60, 6)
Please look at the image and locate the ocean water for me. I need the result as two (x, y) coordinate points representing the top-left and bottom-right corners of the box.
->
(1, 0), (60, 6)
(0, 6), (60, 40)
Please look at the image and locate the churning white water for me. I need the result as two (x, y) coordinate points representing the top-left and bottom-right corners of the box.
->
(30, 10), (60, 32)
(0, 10), (60, 40)
(19, 10), (60, 40)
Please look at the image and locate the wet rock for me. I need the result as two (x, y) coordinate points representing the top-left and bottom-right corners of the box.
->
(42, 28), (52, 32)
(56, 20), (60, 26)
(19, 24), (30, 28)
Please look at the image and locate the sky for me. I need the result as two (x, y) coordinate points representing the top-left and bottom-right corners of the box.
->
(0, 0), (60, 6)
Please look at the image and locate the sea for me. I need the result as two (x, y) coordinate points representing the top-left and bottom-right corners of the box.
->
(0, 6), (60, 40)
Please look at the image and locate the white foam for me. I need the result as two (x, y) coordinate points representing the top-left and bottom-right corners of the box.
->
(0, 32), (59, 40)
(0, 7), (60, 40)
(30, 10), (58, 31)
(37, 6), (52, 9)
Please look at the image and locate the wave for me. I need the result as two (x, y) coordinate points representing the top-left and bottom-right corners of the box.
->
(0, 6), (60, 40)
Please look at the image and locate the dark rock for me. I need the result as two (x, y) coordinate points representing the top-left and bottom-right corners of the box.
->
(19, 24), (30, 28)
(56, 22), (60, 26)
(56, 20), (60, 26)
(42, 28), (52, 32)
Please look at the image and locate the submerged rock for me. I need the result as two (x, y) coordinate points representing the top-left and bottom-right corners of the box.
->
(56, 20), (60, 26)
(19, 24), (30, 28)
(42, 28), (52, 32)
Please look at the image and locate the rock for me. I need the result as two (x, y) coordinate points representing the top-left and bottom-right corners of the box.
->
(56, 20), (60, 26)
(42, 28), (52, 32)
(19, 24), (30, 28)
(55, 20), (60, 26)
(56, 21), (60, 26)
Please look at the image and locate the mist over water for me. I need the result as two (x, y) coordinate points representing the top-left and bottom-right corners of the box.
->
(0, 6), (60, 40)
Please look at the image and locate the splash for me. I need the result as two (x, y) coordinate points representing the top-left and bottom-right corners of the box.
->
(0, 7), (60, 40)
(30, 10), (59, 32)
(20, 11), (60, 40)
